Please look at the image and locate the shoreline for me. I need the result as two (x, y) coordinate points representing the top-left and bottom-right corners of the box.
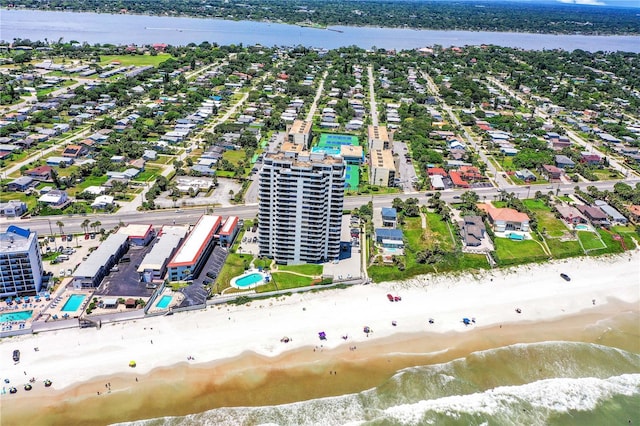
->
(2, 302), (638, 425)
(2, 8), (638, 38)
(1, 252), (639, 424)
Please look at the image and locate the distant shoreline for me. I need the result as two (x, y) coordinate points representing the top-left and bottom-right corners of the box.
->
(1, 7), (638, 38)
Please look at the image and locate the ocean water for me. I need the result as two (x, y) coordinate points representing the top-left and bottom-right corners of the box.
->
(119, 342), (640, 426)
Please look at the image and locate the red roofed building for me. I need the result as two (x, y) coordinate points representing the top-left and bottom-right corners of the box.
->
(459, 165), (486, 181)
(427, 167), (447, 177)
(478, 204), (530, 232)
(24, 165), (54, 182)
(218, 216), (240, 247)
(152, 43), (168, 52)
(540, 164), (563, 181)
(278, 73), (289, 80)
(627, 205), (640, 223)
(449, 171), (470, 188)
(167, 215), (221, 281)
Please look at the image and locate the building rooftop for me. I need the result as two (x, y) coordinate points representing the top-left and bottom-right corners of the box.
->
(117, 224), (154, 239)
(73, 233), (129, 278)
(371, 149), (395, 169)
(479, 204), (530, 223)
(137, 226), (188, 273)
(0, 225), (35, 253)
(168, 215), (221, 267)
(219, 216), (239, 236)
(368, 125), (389, 141)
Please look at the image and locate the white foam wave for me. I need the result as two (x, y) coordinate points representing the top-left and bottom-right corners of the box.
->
(384, 374), (640, 423)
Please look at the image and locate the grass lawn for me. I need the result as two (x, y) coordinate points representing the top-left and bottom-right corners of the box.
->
(223, 149), (248, 165)
(558, 196), (573, 203)
(149, 155), (175, 165)
(523, 199), (569, 238)
(216, 253), (252, 289)
(0, 191), (38, 210)
(493, 238), (548, 266)
(424, 212), (455, 250)
(133, 166), (162, 182)
(588, 229), (626, 255)
(592, 169), (624, 180)
(99, 54), (171, 67)
(545, 238), (584, 259)
(276, 264), (323, 276)
(216, 170), (236, 178)
(578, 231), (605, 251)
(67, 175), (109, 196)
(270, 273), (314, 289)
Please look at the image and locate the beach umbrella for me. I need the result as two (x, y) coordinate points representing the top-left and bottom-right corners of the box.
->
(363, 326), (372, 334)
(280, 336), (290, 343)
(318, 331), (327, 340)
(462, 318), (471, 325)
(24, 384), (32, 391)
(44, 379), (52, 387)
(129, 360), (137, 368)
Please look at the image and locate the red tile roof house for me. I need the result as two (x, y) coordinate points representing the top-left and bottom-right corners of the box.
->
(459, 165), (486, 181)
(581, 153), (602, 166)
(449, 171), (470, 188)
(427, 167), (447, 177)
(478, 204), (530, 233)
(627, 205), (640, 223)
(24, 165), (54, 182)
(540, 164), (563, 181)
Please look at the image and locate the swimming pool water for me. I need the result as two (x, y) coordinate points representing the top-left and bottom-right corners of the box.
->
(575, 224), (590, 230)
(0, 310), (33, 323)
(236, 273), (265, 288)
(61, 294), (86, 312)
(157, 295), (172, 309)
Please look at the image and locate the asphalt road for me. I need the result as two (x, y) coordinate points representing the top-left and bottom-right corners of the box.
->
(5, 179), (635, 236)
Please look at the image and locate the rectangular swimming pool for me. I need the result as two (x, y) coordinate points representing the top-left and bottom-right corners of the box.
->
(61, 294), (86, 312)
(0, 310), (33, 323)
(157, 295), (172, 309)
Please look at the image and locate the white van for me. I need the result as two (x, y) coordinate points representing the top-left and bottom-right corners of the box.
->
(58, 255), (70, 261)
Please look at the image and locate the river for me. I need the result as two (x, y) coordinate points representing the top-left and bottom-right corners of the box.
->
(1, 9), (639, 52)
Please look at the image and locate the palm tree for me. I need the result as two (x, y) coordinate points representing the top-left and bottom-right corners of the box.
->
(91, 221), (102, 233)
(56, 221), (64, 237)
(81, 219), (90, 234)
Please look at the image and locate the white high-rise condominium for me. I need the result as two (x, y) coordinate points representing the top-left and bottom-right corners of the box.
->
(0, 225), (43, 297)
(258, 151), (345, 265)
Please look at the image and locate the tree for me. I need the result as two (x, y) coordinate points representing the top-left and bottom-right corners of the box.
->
(56, 221), (65, 237)
(81, 219), (90, 233)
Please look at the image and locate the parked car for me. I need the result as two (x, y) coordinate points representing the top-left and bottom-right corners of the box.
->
(560, 273), (571, 282)
(66, 234), (73, 242)
(206, 271), (217, 279)
(13, 349), (20, 362)
(84, 233), (90, 240)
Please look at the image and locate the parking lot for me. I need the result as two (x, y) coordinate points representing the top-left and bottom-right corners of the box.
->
(94, 242), (156, 298)
(42, 234), (101, 282)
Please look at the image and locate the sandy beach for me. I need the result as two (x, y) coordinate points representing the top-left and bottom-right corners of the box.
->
(1, 252), (639, 424)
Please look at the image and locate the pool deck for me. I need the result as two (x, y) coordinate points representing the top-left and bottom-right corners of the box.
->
(147, 289), (184, 314)
(229, 269), (269, 290)
(42, 288), (94, 322)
